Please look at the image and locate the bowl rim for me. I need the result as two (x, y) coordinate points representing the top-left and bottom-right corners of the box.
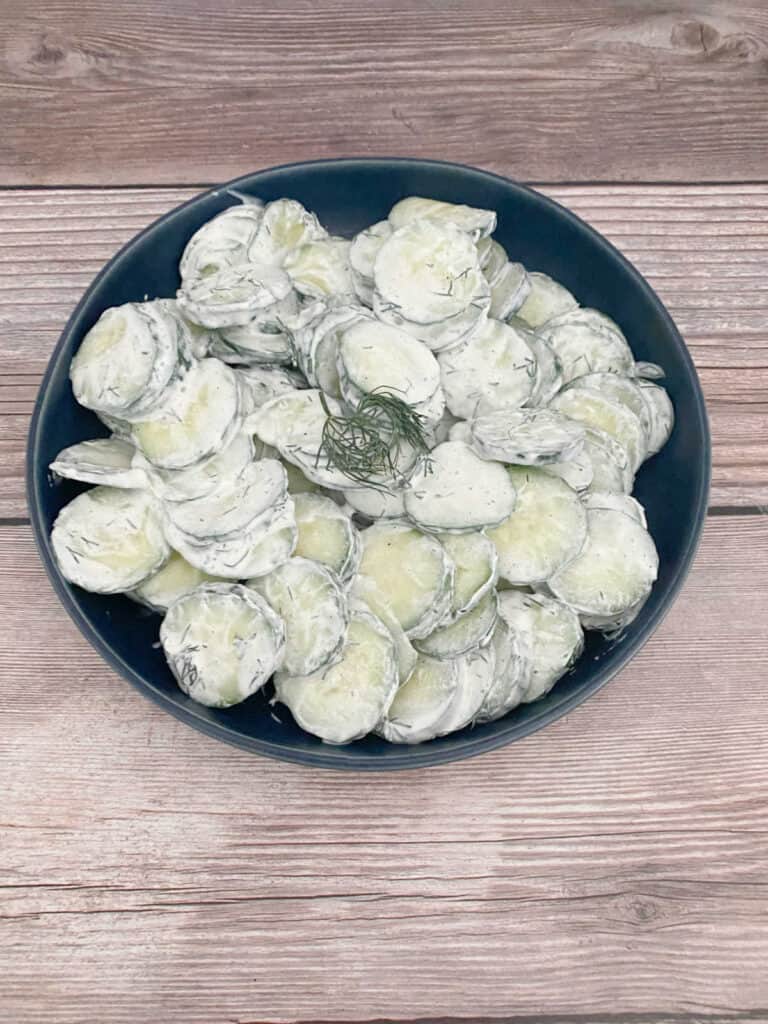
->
(26, 157), (711, 771)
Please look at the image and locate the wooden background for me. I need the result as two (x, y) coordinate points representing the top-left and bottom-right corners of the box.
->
(2, 3), (767, 1022)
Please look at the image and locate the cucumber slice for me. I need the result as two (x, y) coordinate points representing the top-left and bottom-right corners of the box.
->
(377, 654), (459, 744)
(581, 427), (634, 494)
(637, 381), (674, 456)
(163, 457), (287, 541)
(583, 491), (647, 528)
(538, 308), (634, 385)
(374, 219), (486, 325)
(50, 438), (148, 489)
(633, 361), (666, 381)
(376, 288), (491, 354)
(164, 499), (297, 579)
(566, 372), (653, 451)
(177, 263), (292, 330)
(425, 409), (462, 448)
(140, 430), (255, 503)
(489, 262), (531, 320)
(343, 485), (407, 521)
(249, 557), (348, 676)
(415, 590), (498, 659)
(550, 386), (646, 472)
(52, 486), (169, 594)
(388, 197), (496, 240)
(436, 643), (496, 736)
(161, 583), (285, 708)
(338, 318), (441, 408)
(349, 574), (418, 684)
(291, 302), (370, 398)
(70, 302), (183, 417)
(131, 358), (240, 470)
(215, 291), (299, 365)
(520, 330), (563, 408)
(497, 590), (583, 702)
(479, 238), (508, 285)
(350, 220), (393, 306)
(539, 446), (594, 492)
(293, 492), (361, 580)
(236, 365), (307, 415)
(247, 198), (327, 266)
(548, 507), (659, 619)
(358, 522), (454, 639)
(132, 550), (224, 612)
(475, 617), (525, 722)
(439, 318), (536, 418)
(516, 271), (578, 328)
(469, 408), (585, 467)
(437, 531), (498, 618)
(447, 420), (473, 444)
(179, 203), (264, 282)
(405, 441), (517, 533)
(158, 298), (217, 359)
(274, 606), (398, 744)
(246, 389), (339, 452)
(487, 466), (587, 585)
(284, 237), (354, 300)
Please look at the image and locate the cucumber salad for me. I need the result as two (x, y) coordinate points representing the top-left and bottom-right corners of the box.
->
(50, 193), (673, 744)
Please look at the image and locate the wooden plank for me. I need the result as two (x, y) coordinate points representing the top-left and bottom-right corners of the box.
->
(1, 514), (767, 1022)
(2, 184), (768, 514)
(2, 1), (768, 186)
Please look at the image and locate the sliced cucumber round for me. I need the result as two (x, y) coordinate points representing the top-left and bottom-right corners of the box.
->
(215, 291), (298, 365)
(374, 219), (485, 325)
(475, 617), (525, 722)
(480, 238), (508, 285)
(469, 408), (585, 467)
(343, 484), (407, 521)
(350, 220), (393, 306)
(284, 237), (354, 300)
(247, 198), (327, 266)
(164, 498), (297, 579)
(487, 466), (587, 585)
(566, 372), (653, 450)
(405, 441), (517, 533)
(179, 203), (264, 282)
(436, 643), (496, 736)
(235, 365), (307, 416)
(50, 438), (148, 490)
(583, 491), (647, 528)
(439, 318), (536, 418)
(131, 358), (241, 470)
(249, 557), (348, 676)
(437, 531), (498, 619)
(161, 582), (285, 708)
(497, 590), (583, 702)
(141, 430), (255, 503)
(338, 318), (441, 407)
(637, 380), (674, 456)
(293, 492), (361, 580)
(358, 522), (454, 639)
(388, 196), (496, 239)
(538, 308), (634, 385)
(548, 507), (659, 619)
(581, 427), (634, 494)
(52, 486), (169, 594)
(275, 606), (398, 744)
(551, 385), (646, 472)
(415, 590), (498, 660)
(489, 262), (531, 320)
(163, 457), (287, 541)
(178, 263), (293, 329)
(516, 271), (578, 328)
(349, 574), (418, 684)
(377, 654), (459, 744)
(132, 550), (224, 612)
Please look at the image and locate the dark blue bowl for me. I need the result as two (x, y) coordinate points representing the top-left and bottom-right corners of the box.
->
(27, 159), (710, 770)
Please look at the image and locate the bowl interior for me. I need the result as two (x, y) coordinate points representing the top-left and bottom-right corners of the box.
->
(28, 159), (710, 769)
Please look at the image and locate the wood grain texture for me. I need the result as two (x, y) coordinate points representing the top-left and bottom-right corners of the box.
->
(2, 184), (768, 515)
(1, 515), (768, 1023)
(2, 1), (768, 186)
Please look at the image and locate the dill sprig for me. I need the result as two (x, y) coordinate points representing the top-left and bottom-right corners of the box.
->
(317, 389), (430, 487)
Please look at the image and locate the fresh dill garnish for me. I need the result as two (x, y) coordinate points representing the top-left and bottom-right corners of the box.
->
(317, 389), (430, 487)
